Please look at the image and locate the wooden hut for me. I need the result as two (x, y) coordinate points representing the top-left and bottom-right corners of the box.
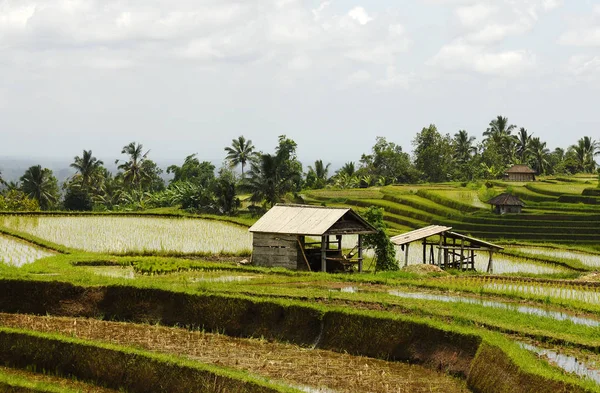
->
(487, 193), (525, 214)
(390, 225), (503, 273)
(249, 204), (377, 272)
(504, 164), (536, 181)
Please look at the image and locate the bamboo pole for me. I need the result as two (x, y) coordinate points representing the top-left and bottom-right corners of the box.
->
(297, 237), (311, 272)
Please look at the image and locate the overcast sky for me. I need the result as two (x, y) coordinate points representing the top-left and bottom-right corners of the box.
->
(1, 0), (599, 167)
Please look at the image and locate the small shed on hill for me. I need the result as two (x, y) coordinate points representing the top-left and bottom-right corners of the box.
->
(390, 225), (503, 273)
(248, 204), (377, 272)
(504, 164), (536, 181)
(487, 193), (525, 214)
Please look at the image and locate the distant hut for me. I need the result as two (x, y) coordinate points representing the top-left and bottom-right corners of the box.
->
(487, 193), (525, 214)
(504, 164), (536, 181)
(248, 204), (377, 272)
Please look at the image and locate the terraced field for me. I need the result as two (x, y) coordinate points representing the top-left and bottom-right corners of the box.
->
(1, 177), (600, 392)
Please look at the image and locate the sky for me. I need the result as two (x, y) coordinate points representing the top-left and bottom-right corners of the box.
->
(0, 0), (599, 167)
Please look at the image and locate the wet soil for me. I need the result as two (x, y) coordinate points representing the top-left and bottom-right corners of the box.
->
(0, 313), (469, 393)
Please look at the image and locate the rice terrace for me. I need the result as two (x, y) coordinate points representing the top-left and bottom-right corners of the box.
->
(1, 162), (600, 392)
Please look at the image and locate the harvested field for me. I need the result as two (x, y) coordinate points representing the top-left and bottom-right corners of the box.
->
(0, 313), (469, 393)
(0, 366), (117, 392)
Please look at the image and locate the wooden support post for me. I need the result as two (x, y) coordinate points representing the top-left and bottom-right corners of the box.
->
(460, 238), (465, 271)
(437, 236), (443, 267)
(321, 236), (327, 273)
(443, 235), (448, 267)
(470, 249), (475, 270)
(422, 239), (427, 264)
(487, 250), (494, 274)
(337, 235), (342, 251)
(452, 237), (457, 267)
(297, 237), (311, 272)
(358, 234), (363, 273)
(404, 243), (409, 268)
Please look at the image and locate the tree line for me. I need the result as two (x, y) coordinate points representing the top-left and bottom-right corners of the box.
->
(0, 115), (599, 213)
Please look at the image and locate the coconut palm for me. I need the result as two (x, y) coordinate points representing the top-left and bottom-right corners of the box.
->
(20, 165), (59, 210)
(224, 136), (256, 176)
(514, 127), (532, 163)
(483, 116), (516, 145)
(453, 130), (476, 164)
(306, 159), (330, 189)
(569, 136), (600, 173)
(529, 137), (550, 175)
(70, 150), (104, 187)
(116, 142), (150, 189)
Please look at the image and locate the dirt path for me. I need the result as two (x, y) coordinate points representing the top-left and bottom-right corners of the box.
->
(0, 366), (118, 392)
(0, 313), (469, 393)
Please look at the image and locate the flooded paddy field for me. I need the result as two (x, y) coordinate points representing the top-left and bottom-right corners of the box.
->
(0, 234), (54, 267)
(0, 313), (470, 393)
(0, 215), (252, 254)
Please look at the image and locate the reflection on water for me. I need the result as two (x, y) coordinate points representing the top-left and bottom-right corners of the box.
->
(484, 283), (600, 304)
(519, 342), (600, 385)
(388, 291), (600, 327)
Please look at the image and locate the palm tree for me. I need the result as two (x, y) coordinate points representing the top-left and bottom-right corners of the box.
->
(483, 116), (517, 165)
(307, 159), (330, 189)
(569, 136), (600, 173)
(514, 127), (532, 163)
(453, 130), (476, 164)
(20, 165), (59, 210)
(529, 137), (550, 175)
(71, 150), (104, 187)
(224, 136), (256, 176)
(0, 169), (5, 186)
(116, 142), (150, 189)
(339, 162), (356, 177)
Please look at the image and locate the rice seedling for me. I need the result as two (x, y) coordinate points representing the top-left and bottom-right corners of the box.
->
(516, 247), (600, 268)
(0, 215), (252, 255)
(0, 235), (54, 267)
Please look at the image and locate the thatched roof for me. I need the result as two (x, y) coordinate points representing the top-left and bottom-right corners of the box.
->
(487, 193), (525, 207)
(505, 164), (536, 174)
(248, 204), (377, 236)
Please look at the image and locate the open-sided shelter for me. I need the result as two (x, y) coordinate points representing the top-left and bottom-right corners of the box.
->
(249, 204), (377, 272)
(504, 164), (536, 181)
(390, 225), (503, 273)
(487, 193), (525, 214)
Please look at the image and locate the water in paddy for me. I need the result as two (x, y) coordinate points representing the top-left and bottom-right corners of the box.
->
(0, 215), (252, 254)
(519, 342), (600, 385)
(189, 274), (259, 283)
(516, 247), (600, 268)
(484, 282), (600, 304)
(388, 290), (600, 327)
(87, 266), (135, 279)
(0, 235), (54, 267)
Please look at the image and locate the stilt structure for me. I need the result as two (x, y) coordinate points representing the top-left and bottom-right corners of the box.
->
(390, 225), (503, 272)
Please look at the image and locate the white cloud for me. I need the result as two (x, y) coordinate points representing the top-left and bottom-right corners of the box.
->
(455, 4), (497, 28)
(344, 69), (372, 86)
(567, 55), (600, 77)
(559, 28), (600, 47)
(429, 40), (535, 76)
(348, 7), (373, 25)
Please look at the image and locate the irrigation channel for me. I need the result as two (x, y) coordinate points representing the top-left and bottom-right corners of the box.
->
(0, 313), (469, 393)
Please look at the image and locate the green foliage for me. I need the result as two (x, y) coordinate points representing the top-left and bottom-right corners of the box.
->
(224, 135), (257, 176)
(359, 137), (417, 185)
(19, 166), (60, 211)
(167, 154), (215, 187)
(413, 124), (454, 182)
(0, 190), (40, 211)
(243, 135), (303, 207)
(362, 206), (397, 271)
(305, 159), (330, 189)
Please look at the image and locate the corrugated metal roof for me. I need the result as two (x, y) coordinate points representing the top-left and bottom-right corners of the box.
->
(249, 204), (376, 236)
(390, 225), (452, 246)
(446, 231), (504, 250)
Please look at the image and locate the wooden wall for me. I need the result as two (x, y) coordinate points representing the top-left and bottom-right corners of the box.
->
(252, 233), (300, 270)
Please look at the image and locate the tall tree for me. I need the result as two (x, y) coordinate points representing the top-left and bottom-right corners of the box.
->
(482, 116), (518, 173)
(360, 137), (416, 184)
(244, 135), (302, 207)
(305, 159), (330, 189)
(224, 136), (256, 176)
(19, 165), (59, 210)
(528, 137), (550, 175)
(116, 142), (150, 189)
(167, 154), (215, 187)
(0, 169), (5, 186)
(453, 130), (476, 165)
(569, 136), (599, 173)
(413, 124), (454, 182)
(514, 127), (532, 164)
(70, 150), (104, 187)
